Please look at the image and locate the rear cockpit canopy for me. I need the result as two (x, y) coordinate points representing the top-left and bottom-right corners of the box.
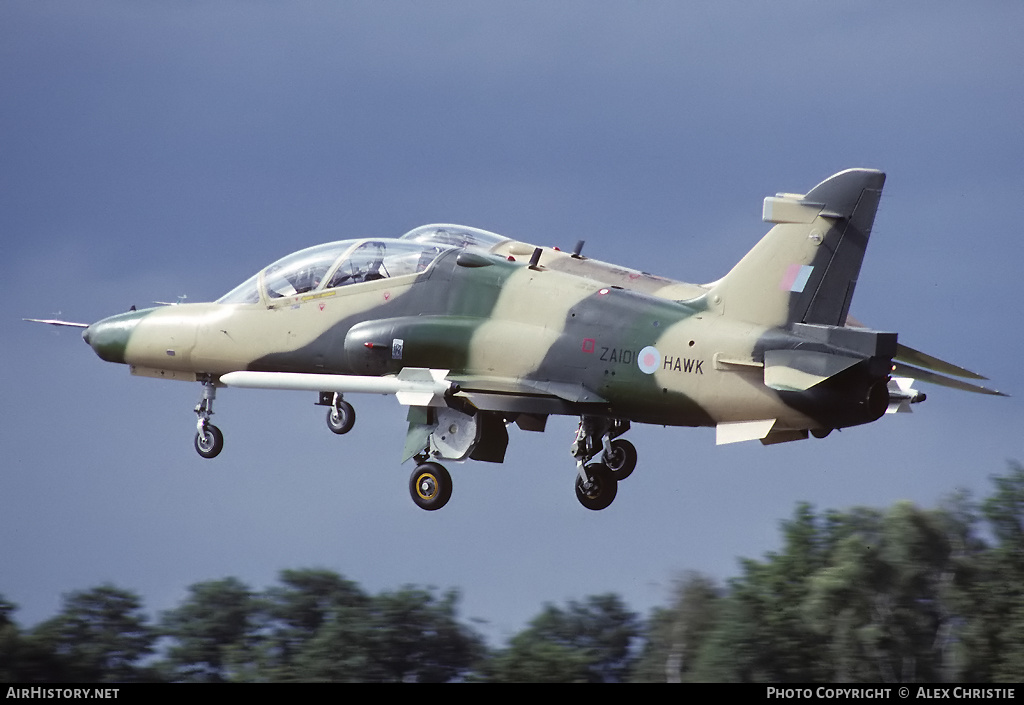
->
(217, 238), (452, 304)
(399, 224), (510, 251)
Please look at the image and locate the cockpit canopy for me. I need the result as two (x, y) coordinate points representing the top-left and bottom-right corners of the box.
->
(399, 224), (509, 250)
(218, 224), (513, 305)
(217, 238), (452, 304)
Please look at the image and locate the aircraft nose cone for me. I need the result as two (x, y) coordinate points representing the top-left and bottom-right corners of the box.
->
(83, 310), (148, 364)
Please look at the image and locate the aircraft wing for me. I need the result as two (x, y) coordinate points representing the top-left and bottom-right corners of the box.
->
(447, 375), (606, 415)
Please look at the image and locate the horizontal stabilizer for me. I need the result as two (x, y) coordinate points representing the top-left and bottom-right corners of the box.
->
(895, 343), (988, 380)
(891, 363), (1006, 397)
(847, 318), (1003, 396)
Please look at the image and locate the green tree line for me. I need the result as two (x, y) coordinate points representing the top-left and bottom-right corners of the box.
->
(3, 463), (1023, 683)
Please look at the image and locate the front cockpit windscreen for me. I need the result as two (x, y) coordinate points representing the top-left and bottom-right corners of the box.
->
(217, 270), (263, 305)
(217, 239), (451, 304)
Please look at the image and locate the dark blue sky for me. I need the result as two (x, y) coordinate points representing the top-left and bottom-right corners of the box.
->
(3, 2), (1021, 644)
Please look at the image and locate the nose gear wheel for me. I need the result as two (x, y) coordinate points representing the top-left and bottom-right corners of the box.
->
(194, 423), (224, 459)
(193, 377), (224, 459)
(326, 395), (356, 435)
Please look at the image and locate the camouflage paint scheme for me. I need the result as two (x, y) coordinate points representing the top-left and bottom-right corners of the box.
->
(71, 169), (1004, 510)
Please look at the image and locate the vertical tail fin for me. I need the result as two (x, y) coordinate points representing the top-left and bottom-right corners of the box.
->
(697, 169), (886, 327)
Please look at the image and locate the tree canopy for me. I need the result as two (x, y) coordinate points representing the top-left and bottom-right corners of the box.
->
(3, 462), (1023, 682)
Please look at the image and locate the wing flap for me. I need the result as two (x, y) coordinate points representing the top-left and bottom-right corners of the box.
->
(449, 375), (607, 414)
(450, 376), (605, 404)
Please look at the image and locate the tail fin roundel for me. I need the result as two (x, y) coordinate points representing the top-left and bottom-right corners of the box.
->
(698, 169), (886, 327)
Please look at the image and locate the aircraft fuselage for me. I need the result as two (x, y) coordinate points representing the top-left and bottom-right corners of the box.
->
(60, 171), (1002, 511)
(83, 245), (873, 434)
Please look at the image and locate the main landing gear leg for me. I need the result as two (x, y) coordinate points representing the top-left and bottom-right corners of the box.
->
(194, 377), (224, 459)
(570, 416), (635, 510)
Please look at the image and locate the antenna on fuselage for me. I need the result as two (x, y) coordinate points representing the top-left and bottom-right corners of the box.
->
(528, 247), (543, 269)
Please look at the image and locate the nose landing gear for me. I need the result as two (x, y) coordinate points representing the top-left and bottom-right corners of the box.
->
(194, 377), (224, 459)
(325, 393), (356, 435)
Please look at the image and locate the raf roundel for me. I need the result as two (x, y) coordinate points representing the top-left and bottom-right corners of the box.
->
(637, 345), (661, 375)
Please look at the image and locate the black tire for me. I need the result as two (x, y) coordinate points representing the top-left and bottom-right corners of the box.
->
(410, 462), (452, 511)
(575, 462), (617, 511)
(326, 401), (356, 435)
(195, 424), (224, 459)
(604, 439), (637, 481)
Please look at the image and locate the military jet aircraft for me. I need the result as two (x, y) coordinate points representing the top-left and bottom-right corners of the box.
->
(27, 169), (1004, 511)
